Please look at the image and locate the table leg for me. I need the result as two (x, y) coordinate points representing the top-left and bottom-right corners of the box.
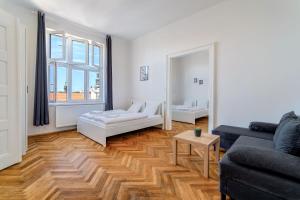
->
(173, 139), (178, 165)
(215, 140), (220, 162)
(189, 144), (192, 155)
(204, 146), (209, 178)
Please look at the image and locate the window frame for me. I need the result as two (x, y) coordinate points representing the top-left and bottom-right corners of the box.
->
(47, 30), (105, 105)
(48, 62), (56, 103)
(54, 62), (69, 103)
(90, 42), (103, 67)
(70, 38), (89, 65)
(69, 65), (87, 103)
(87, 43), (105, 103)
(48, 31), (66, 61)
(87, 69), (102, 102)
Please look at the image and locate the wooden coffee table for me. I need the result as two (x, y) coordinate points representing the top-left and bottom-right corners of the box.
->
(173, 130), (220, 178)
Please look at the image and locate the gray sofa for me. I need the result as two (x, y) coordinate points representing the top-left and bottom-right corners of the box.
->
(213, 120), (300, 200)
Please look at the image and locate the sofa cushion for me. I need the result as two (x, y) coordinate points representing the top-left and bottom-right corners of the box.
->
(232, 135), (274, 149)
(274, 119), (300, 156)
(249, 122), (278, 133)
(220, 141), (300, 200)
(227, 145), (300, 180)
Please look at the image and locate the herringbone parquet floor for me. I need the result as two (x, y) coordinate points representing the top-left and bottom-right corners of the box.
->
(0, 117), (222, 200)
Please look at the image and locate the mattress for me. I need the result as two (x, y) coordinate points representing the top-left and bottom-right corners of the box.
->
(79, 114), (162, 129)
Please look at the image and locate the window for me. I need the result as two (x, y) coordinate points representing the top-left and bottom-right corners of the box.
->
(88, 44), (102, 67)
(49, 33), (65, 59)
(71, 40), (87, 64)
(93, 45), (101, 66)
(88, 44), (93, 66)
(71, 69), (85, 101)
(47, 30), (104, 104)
(56, 64), (68, 102)
(48, 63), (55, 101)
(88, 71), (100, 100)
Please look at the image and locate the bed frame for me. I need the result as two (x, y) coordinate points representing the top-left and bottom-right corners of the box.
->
(172, 108), (208, 124)
(77, 102), (165, 147)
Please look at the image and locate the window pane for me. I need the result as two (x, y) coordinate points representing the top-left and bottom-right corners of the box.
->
(49, 63), (55, 101)
(88, 71), (100, 100)
(88, 44), (93, 66)
(72, 69), (85, 101)
(56, 65), (67, 102)
(93, 45), (101, 66)
(50, 34), (64, 59)
(72, 40), (86, 63)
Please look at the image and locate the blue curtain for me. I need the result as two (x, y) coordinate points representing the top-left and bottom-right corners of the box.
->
(105, 35), (113, 111)
(33, 11), (49, 126)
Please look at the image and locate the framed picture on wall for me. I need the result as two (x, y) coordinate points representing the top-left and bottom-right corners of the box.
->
(140, 66), (149, 81)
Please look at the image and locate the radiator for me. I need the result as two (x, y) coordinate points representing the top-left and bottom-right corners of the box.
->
(55, 103), (104, 128)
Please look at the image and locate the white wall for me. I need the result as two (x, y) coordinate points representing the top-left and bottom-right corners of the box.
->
(0, 1), (131, 135)
(130, 0), (300, 127)
(111, 37), (131, 109)
(171, 58), (182, 105)
(171, 51), (209, 106)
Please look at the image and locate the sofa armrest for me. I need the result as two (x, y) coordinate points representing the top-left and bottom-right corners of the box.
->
(227, 145), (300, 180)
(249, 122), (278, 134)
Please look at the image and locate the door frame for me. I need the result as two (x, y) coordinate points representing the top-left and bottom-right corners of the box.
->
(165, 43), (216, 132)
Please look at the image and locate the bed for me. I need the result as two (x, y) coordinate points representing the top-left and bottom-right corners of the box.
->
(172, 105), (208, 124)
(77, 101), (164, 147)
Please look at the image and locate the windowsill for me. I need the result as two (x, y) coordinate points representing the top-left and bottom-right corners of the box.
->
(49, 101), (104, 107)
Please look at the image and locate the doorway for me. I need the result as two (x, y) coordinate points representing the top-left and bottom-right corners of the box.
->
(165, 43), (216, 132)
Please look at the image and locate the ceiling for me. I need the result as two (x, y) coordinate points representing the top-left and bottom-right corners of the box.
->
(14, 0), (225, 39)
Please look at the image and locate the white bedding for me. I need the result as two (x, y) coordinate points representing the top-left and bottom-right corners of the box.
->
(82, 111), (148, 124)
(81, 102), (144, 121)
(82, 109), (126, 119)
(92, 113), (148, 124)
(79, 114), (162, 129)
(91, 109), (126, 114)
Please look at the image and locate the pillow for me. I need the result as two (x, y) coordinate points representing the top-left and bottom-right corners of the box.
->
(279, 111), (297, 123)
(274, 118), (300, 156)
(249, 122), (278, 133)
(184, 100), (195, 107)
(127, 102), (143, 113)
(274, 111), (298, 143)
(196, 100), (208, 108)
(143, 102), (160, 115)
